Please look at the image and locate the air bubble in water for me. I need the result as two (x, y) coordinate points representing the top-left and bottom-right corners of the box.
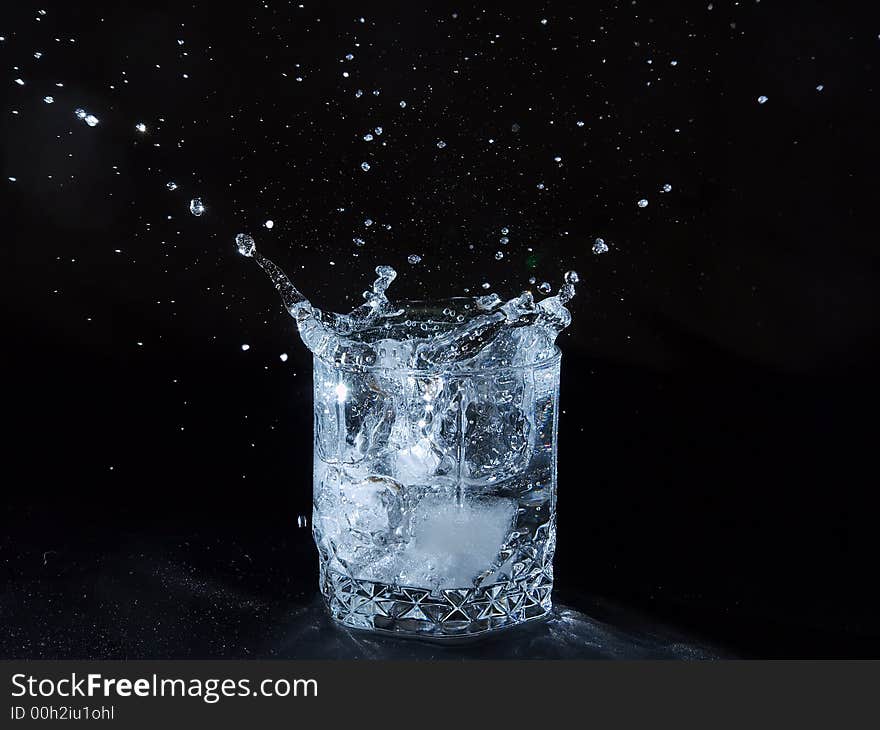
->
(592, 238), (609, 255)
(637, 198), (648, 208)
(235, 233), (256, 257)
(407, 254), (422, 265)
(189, 198), (205, 216)
(361, 162), (370, 171)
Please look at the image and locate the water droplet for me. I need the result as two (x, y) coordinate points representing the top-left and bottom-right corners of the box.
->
(363, 133), (374, 141)
(499, 236), (509, 245)
(8, 176), (17, 182)
(592, 238), (609, 255)
(34, 52), (42, 59)
(407, 254), (422, 265)
(189, 197), (205, 216)
(661, 183), (672, 193)
(538, 282), (552, 294)
(241, 344), (250, 351)
(540, 18), (548, 25)
(374, 126), (383, 135)
(528, 277), (536, 285)
(345, 53), (354, 61)
(501, 227), (509, 235)
(355, 89), (363, 98)
(166, 181), (178, 191)
(84, 114), (99, 127)
(481, 282), (491, 290)
(554, 155), (562, 162)
(353, 237), (365, 247)
(436, 140), (446, 148)
(494, 251), (504, 260)
(399, 100), (406, 108)
(536, 182), (545, 190)
(264, 220), (274, 229)
(42, 95), (53, 104)
(135, 122), (146, 133)
(14, 78), (24, 86)
(816, 84), (824, 92)
(757, 95), (768, 104)
(637, 198), (648, 208)
(361, 162), (370, 171)
(565, 270), (580, 284)
(74, 108), (87, 119)
(235, 233), (256, 257)
(576, 120), (585, 127)
(279, 353), (288, 362)
(364, 218), (373, 227)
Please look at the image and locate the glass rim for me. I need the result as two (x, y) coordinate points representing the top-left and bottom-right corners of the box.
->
(313, 345), (561, 376)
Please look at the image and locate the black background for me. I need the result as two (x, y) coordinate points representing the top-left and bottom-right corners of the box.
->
(2, 1), (879, 658)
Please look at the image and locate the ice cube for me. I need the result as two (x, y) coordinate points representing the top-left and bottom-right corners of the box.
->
(395, 495), (516, 588)
(393, 437), (442, 483)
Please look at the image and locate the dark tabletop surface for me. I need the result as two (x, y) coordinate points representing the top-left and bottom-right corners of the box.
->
(1, 525), (725, 660)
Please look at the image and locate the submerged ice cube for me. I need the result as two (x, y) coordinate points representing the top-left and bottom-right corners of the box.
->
(395, 495), (516, 588)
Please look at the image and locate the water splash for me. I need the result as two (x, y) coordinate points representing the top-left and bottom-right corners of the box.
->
(236, 235), (578, 373)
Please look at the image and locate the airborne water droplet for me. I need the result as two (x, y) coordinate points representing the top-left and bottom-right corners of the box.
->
(757, 95), (768, 104)
(189, 198), (205, 216)
(166, 181), (178, 190)
(235, 233), (256, 257)
(407, 254), (422, 265)
(637, 198), (648, 208)
(592, 238), (609, 255)
(361, 162), (370, 171)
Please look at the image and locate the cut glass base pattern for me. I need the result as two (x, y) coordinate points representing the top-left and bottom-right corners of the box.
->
(319, 552), (554, 639)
